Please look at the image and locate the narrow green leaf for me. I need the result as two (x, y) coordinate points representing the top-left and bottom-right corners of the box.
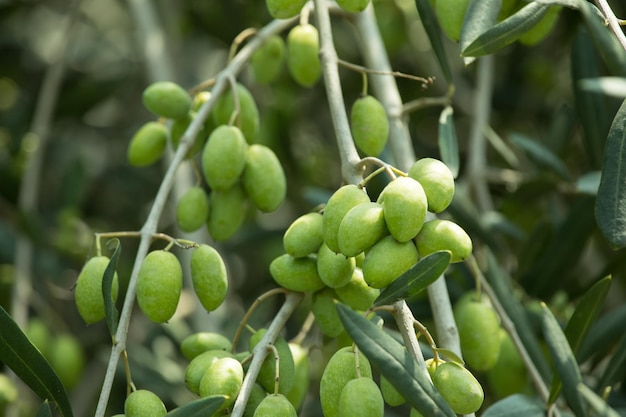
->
(336, 304), (456, 417)
(103, 238), (121, 339)
(576, 171), (601, 195)
(166, 396), (225, 417)
(578, 304), (626, 362)
(438, 106), (459, 178)
(0, 306), (73, 417)
(413, 0), (453, 84)
(578, 384), (621, 417)
(596, 98), (626, 249)
(36, 401), (53, 417)
(548, 276), (612, 403)
(462, 2), (550, 57)
(374, 251), (451, 307)
(540, 304), (586, 416)
(484, 250), (552, 381)
(482, 394), (546, 417)
(579, 77), (626, 98)
(460, 0), (501, 65)
(595, 333), (626, 392)
(509, 133), (571, 180)
(578, 0), (626, 78)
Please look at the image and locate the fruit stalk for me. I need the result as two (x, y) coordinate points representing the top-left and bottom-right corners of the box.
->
(230, 292), (303, 417)
(354, 3), (463, 358)
(93, 15), (299, 417)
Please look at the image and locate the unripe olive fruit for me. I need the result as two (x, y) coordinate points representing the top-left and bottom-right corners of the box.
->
(142, 81), (191, 120)
(362, 235), (418, 289)
(254, 393), (297, 417)
(249, 329), (296, 394)
(176, 186), (210, 233)
(198, 357), (244, 406)
(312, 287), (344, 338)
(191, 244), (228, 312)
(181, 332), (232, 360)
(251, 35), (286, 84)
(408, 158), (455, 213)
(336, 0), (371, 13)
(25, 318), (51, 358)
(338, 377), (384, 417)
(380, 375), (406, 406)
(519, 5), (562, 45)
(244, 383), (267, 417)
(269, 254), (325, 292)
(432, 362), (484, 414)
(323, 184), (371, 253)
(242, 144), (286, 212)
(287, 24), (321, 87)
(136, 250), (182, 323)
(486, 329), (529, 399)
(266, 0), (307, 19)
(414, 219), (472, 263)
(380, 176), (428, 242)
(338, 202), (387, 257)
(350, 95), (389, 157)
(124, 389), (167, 417)
(127, 122), (168, 167)
(202, 125), (248, 191)
(170, 111), (209, 158)
(75, 256), (119, 324)
(213, 83), (260, 144)
(435, 0), (470, 42)
(49, 334), (85, 390)
(185, 349), (234, 394)
(207, 184), (248, 241)
(285, 343), (310, 410)
(455, 299), (502, 371)
(334, 268), (379, 311)
(283, 212), (324, 258)
(320, 346), (372, 417)
(317, 243), (355, 288)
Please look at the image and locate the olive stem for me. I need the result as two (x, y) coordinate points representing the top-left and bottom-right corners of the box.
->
(231, 292), (303, 417)
(289, 311), (316, 345)
(228, 27), (258, 63)
(595, 0), (626, 51)
(337, 58), (433, 86)
(402, 95), (451, 115)
(93, 15), (300, 417)
(231, 287), (289, 353)
(267, 344), (281, 395)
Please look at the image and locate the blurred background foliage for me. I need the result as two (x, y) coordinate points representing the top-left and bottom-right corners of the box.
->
(1, 0), (626, 416)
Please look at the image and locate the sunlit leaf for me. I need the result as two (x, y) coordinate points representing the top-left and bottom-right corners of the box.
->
(374, 251), (451, 307)
(460, 0), (501, 65)
(0, 306), (73, 417)
(438, 106), (459, 178)
(462, 2), (550, 57)
(165, 396), (225, 417)
(337, 304), (455, 417)
(541, 304), (586, 416)
(482, 394), (546, 417)
(413, 0), (452, 84)
(579, 77), (626, 98)
(596, 98), (626, 249)
(103, 238), (121, 339)
(576, 171), (601, 195)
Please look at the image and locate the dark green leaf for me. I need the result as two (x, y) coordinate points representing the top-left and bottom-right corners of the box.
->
(103, 238), (121, 339)
(0, 306), (73, 417)
(540, 304), (586, 416)
(578, 383), (621, 417)
(484, 250), (552, 381)
(509, 133), (571, 180)
(596, 98), (626, 249)
(36, 401), (52, 417)
(374, 251), (451, 307)
(460, 0), (501, 65)
(438, 106), (459, 178)
(413, 0), (452, 84)
(462, 2), (550, 57)
(482, 394), (546, 417)
(578, 304), (626, 362)
(595, 333), (626, 392)
(165, 396), (225, 417)
(336, 304), (455, 417)
(578, 1), (626, 78)
(548, 276), (612, 403)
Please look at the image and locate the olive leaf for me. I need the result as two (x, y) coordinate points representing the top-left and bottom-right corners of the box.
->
(578, 384), (621, 417)
(413, 0), (452, 84)
(481, 394), (546, 417)
(373, 250), (451, 307)
(165, 395), (225, 417)
(460, 0), (501, 65)
(103, 238), (121, 339)
(0, 306), (73, 417)
(337, 303), (456, 417)
(36, 401), (53, 417)
(438, 106), (459, 178)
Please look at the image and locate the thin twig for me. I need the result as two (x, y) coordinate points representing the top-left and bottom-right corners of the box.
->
(595, 0), (626, 50)
(337, 58), (433, 86)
